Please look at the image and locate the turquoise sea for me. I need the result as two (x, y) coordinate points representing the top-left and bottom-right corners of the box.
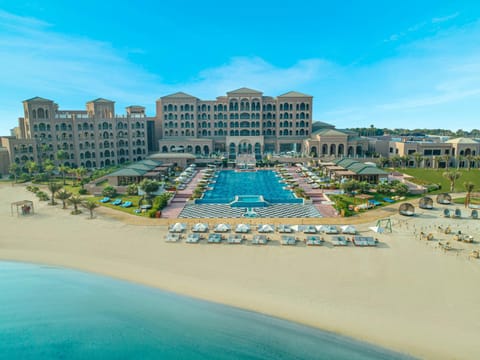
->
(0, 261), (415, 359)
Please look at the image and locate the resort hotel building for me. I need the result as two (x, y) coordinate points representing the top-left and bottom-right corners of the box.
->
(2, 87), (478, 175)
(1, 97), (153, 170)
(1, 88), (372, 172)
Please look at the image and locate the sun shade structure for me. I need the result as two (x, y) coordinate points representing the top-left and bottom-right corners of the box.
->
(399, 203), (415, 216)
(258, 224), (275, 233)
(169, 222), (186, 233)
(11, 200), (34, 216)
(214, 223), (231, 232)
(235, 224), (251, 233)
(341, 225), (356, 234)
(192, 223), (209, 232)
(436, 193), (452, 205)
(419, 196), (434, 209)
(471, 209), (478, 219)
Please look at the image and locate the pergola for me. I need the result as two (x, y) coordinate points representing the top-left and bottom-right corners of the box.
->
(11, 200), (35, 216)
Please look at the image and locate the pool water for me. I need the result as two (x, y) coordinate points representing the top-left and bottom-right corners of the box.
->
(197, 170), (303, 205)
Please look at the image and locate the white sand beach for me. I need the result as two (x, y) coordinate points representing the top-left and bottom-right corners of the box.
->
(2, 183), (480, 360)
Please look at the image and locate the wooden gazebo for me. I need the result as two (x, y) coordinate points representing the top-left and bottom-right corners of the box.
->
(399, 203), (415, 216)
(11, 200), (34, 216)
(436, 193), (452, 205)
(419, 196), (434, 209)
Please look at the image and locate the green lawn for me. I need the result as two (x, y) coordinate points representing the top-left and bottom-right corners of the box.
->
(94, 195), (144, 215)
(453, 197), (480, 205)
(394, 168), (480, 193)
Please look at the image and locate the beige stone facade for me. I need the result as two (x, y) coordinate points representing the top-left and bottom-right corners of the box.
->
(304, 127), (369, 158)
(0, 97), (151, 169)
(388, 137), (480, 168)
(156, 88), (313, 157)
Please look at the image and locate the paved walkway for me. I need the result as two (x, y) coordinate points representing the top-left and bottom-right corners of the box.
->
(161, 171), (203, 219)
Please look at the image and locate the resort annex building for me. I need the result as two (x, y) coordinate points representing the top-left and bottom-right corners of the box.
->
(1, 97), (152, 169)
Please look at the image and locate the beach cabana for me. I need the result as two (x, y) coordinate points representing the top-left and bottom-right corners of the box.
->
(169, 222), (186, 233)
(318, 225), (338, 234)
(192, 223), (209, 232)
(235, 224), (251, 233)
(165, 233), (180, 242)
(252, 234), (268, 245)
(10, 200), (34, 216)
(443, 208), (451, 218)
(214, 223), (231, 233)
(306, 235), (323, 246)
(303, 225), (317, 234)
(436, 193), (452, 205)
(281, 235), (297, 245)
(353, 236), (377, 247)
(340, 225), (356, 235)
(227, 234), (243, 244)
(331, 236), (348, 246)
(277, 224), (293, 233)
(207, 233), (222, 243)
(419, 196), (434, 209)
(471, 209), (478, 219)
(399, 203), (415, 216)
(186, 233), (200, 243)
(258, 224), (275, 233)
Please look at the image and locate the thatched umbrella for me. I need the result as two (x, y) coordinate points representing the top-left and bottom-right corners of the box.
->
(399, 203), (415, 216)
(419, 196), (434, 209)
(436, 193), (452, 205)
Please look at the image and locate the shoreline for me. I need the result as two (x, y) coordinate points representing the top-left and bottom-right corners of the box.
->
(2, 183), (480, 359)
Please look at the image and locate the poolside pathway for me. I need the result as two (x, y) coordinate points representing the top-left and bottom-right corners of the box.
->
(287, 167), (339, 218)
(161, 171), (203, 219)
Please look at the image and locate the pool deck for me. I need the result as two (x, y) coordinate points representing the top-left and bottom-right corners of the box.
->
(161, 167), (338, 219)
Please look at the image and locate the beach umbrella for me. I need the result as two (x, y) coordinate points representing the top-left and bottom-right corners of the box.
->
(235, 224), (250, 233)
(341, 225), (357, 235)
(193, 223), (209, 232)
(170, 222), (186, 233)
(215, 223), (231, 232)
(258, 224), (274, 233)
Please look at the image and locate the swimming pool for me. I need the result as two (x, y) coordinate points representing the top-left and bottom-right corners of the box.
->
(196, 170), (303, 205)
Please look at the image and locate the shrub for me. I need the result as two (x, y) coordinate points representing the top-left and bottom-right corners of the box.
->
(148, 209), (158, 218)
(78, 188), (88, 195)
(102, 186), (117, 198)
(126, 183), (138, 196)
(36, 191), (49, 201)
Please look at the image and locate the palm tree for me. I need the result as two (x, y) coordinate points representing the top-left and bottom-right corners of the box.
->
(83, 199), (99, 219)
(442, 171), (461, 192)
(464, 181), (475, 208)
(442, 154), (450, 170)
(47, 182), (63, 206)
(465, 154), (474, 171)
(400, 155), (410, 168)
(56, 149), (69, 165)
(9, 163), (21, 184)
(391, 155), (402, 168)
(56, 189), (72, 209)
(25, 160), (38, 178)
(76, 167), (87, 189)
(376, 156), (389, 168)
(413, 152), (423, 168)
(68, 195), (83, 215)
(58, 165), (70, 185)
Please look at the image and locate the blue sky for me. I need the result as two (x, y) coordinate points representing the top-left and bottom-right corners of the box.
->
(1, 1), (480, 135)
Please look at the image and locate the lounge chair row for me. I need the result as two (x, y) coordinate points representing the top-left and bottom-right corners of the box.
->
(99, 197), (132, 208)
(165, 233), (378, 247)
